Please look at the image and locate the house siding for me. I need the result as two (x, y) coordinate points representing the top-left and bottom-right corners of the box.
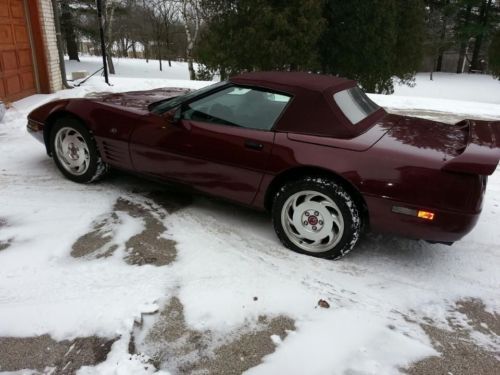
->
(36, 0), (62, 92)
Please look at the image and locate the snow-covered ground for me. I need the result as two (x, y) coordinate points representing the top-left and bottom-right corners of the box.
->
(65, 55), (197, 81)
(393, 72), (500, 105)
(0, 58), (499, 374)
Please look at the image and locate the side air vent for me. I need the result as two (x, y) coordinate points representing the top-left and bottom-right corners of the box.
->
(101, 140), (127, 163)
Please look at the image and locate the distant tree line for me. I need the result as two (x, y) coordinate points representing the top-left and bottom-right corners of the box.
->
(58, 0), (500, 92)
(58, 0), (200, 77)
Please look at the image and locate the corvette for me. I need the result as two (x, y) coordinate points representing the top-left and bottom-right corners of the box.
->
(27, 72), (500, 259)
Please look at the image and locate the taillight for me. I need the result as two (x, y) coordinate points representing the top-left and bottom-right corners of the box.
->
(392, 206), (436, 221)
(417, 210), (435, 221)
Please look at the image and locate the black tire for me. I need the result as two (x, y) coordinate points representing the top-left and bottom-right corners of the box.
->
(272, 176), (362, 260)
(50, 117), (108, 183)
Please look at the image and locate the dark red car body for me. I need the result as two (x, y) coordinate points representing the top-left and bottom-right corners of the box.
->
(27, 72), (500, 244)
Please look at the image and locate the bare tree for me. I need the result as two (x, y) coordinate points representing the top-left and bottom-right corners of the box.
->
(148, 0), (178, 70)
(180, 0), (201, 80)
(103, 0), (119, 74)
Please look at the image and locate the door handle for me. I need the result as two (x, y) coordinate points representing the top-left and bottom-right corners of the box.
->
(244, 140), (264, 150)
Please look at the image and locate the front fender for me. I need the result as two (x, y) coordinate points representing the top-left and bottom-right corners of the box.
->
(28, 99), (71, 154)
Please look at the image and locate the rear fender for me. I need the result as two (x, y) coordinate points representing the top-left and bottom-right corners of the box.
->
(442, 120), (500, 175)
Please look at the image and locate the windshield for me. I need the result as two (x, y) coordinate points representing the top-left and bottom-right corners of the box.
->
(333, 87), (380, 125)
(149, 81), (229, 114)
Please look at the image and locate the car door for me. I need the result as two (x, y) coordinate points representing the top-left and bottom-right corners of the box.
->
(130, 85), (292, 205)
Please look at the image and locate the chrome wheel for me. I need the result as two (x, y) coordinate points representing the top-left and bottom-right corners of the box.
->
(280, 190), (344, 253)
(54, 127), (90, 176)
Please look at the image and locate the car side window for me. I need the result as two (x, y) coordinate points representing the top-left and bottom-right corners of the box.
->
(333, 87), (380, 125)
(182, 86), (291, 131)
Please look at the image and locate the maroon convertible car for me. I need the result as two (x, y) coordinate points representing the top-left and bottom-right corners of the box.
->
(27, 72), (500, 259)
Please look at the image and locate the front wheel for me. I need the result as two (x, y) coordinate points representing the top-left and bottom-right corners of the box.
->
(50, 117), (108, 183)
(272, 177), (362, 259)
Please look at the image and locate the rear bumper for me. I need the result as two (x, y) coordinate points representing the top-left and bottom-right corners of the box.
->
(365, 195), (480, 243)
(27, 118), (45, 144)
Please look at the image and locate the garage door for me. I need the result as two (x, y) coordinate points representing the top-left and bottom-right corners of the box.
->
(0, 0), (36, 102)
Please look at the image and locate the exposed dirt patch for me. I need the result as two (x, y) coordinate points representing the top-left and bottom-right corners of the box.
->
(0, 239), (12, 251)
(117, 198), (177, 266)
(134, 297), (295, 374)
(191, 315), (295, 375)
(0, 218), (12, 251)
(455, 298), (500, 337)
(71, 189), (191, 266)
(140, 297), (211, 371)
(0, 335), (116, 374)
(71, 211), (118, 259)
(405, 299), (500, 375)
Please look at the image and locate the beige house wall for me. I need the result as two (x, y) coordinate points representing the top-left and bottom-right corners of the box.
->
(36, 0), (62, 92)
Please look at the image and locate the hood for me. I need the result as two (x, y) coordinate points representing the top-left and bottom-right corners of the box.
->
(86, 87), (191, 111)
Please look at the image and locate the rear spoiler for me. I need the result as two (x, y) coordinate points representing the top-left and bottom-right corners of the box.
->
(442, 120), (500, 175)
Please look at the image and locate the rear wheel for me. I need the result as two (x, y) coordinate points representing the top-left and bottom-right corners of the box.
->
(272, 177), (361, 259)
(50, 117), (108, 183)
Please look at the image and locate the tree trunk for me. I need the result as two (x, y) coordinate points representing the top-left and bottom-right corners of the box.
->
(430, 55), (436, 81)
(188, 60), (196, 79)
(470, 0), (492, 72)
(106, 53), (115, 74)
(60, 0), (79, 61)
(436, 54), (443, 72)
(456, 4), (472, 73)
(436, 11), (447, 72)
(157, 39), (162, 71)
(182, 0), (200, 80)
(456, 41), (467, 73)
(471, 34), (484, 71)
(104, 3), (116, 74)
(132, 42), (137, 59)
(165, 33), (172, 67)
(120, 39), (126, 57)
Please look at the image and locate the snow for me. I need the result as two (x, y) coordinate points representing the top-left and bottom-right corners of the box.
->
(393, 72), (500, 105)
(65, 55), (197, 81)
(0, 58), (499, 374)
(246, 310), (435, 375)
(79, 336), (170, 375)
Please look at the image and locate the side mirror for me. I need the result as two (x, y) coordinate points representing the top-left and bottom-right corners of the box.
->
(164, 107), (181, 124)
(164, 107), (190, 131)
(173, 107), (181, 122)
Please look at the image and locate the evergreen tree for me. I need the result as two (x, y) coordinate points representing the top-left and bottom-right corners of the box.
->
(60, 0), (80, 61)
(453, 0), (499, 73)
(198, 0), (325, 79)
(424, 0), (458, 79)
(393, 0), (426, 84)
(470, 0), (494, 71)
(319, 0), (425, 94)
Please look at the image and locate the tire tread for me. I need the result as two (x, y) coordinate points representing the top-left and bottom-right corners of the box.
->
(272, 176), (361, 259)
